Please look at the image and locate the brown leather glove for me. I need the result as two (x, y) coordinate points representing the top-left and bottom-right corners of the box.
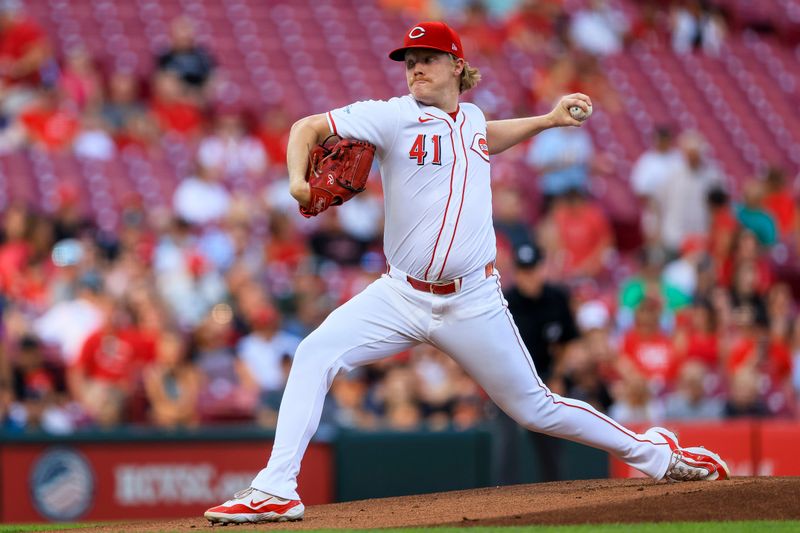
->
(299, 136), (376, 217)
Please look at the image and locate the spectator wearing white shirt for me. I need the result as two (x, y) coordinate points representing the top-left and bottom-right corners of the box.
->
(237, 305), (301, 393)
(569, 0), (629, 56)
(33, 273), (106, 365)
(661, 235), (706, 302)
(630, 127), (684, 246)
(671, 0), (726, 57)
(198, 110), (267, 185)
(652, 131), (724, 255)
(237, 305), (301, 427)
(172, 165), (232, 226)
(630, 126), (683, 199)
(152, 218), (227, 328)
(526, 123), (594, 203)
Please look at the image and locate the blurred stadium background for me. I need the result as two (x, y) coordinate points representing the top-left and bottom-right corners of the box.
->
(0, 0), (799, 524)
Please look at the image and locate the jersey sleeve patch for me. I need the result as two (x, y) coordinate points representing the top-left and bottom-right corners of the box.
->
(470, 132), (490, 162)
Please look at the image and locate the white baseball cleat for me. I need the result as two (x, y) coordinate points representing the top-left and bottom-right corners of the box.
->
(646, 426), (730, 482)
(204, 487), (305, 524)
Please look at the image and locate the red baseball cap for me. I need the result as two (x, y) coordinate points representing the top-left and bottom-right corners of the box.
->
(389, 21), (464, 61)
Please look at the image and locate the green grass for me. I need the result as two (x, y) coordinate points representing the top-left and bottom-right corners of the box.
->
(420, 523), (800, 533)
(0, 525), (98, 532)
(1, 521), (798, 533)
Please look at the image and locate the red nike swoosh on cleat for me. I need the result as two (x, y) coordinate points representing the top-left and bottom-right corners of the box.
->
(418, 117), (434, 123)
(250, 499), (301, 512)
(681, 449), (728, 479)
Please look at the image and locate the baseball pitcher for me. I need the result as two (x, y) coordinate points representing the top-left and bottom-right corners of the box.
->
(205, 21), (729, 525)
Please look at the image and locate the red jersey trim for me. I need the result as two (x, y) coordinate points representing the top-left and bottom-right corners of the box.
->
(437, 115), (469, 279)
(327, 111), (338, 136)
(422, 112), (457, 281)
(446, 104), (460, 122)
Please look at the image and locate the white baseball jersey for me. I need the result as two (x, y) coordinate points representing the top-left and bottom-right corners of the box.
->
(327, 96), (495, 281)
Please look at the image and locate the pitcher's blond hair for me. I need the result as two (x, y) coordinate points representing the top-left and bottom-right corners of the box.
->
(460, 62), (481, 93)
(452, 55), (481, 94)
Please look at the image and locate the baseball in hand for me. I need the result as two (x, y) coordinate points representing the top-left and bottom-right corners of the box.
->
(569, 104), (592, 122)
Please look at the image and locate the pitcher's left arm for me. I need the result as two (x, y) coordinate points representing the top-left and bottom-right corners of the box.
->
(486, 93), (592, 155)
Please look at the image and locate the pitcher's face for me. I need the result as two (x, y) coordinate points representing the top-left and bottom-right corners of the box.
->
(404, 50), (462, 105)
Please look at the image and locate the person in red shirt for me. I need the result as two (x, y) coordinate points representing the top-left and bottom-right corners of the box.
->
(68, 297), (157, 427)
(264, 211), (309, 274)
(674, 299), (720, 370)
(542, 189), (614, 280)
(456, 2), (506, 58)
(0, 203), (31, 295)
(762, 167), (798, 241)
(530, 52), (621, 115)
(256, 107), (291, 171)
(627, 1), (670, 49)
(727, 321), (792, 387)
(620, 296), (678, 394)
(766, 282), (794, 352)
(0, 1), (51, 115)
(706, 187), (739, 270)
(58, 46), (103, 113)
(18, 88), (80, 151)
(719, 229), (773, 295)
(724, 281), (795, 417)
(504, 0), (563, 54)
(149, 71), (204, 138)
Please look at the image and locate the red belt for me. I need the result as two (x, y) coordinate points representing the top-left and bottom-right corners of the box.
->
(406, 262), (494, 295)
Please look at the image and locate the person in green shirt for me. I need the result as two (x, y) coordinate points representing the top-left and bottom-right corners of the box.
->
(618, 247), (689, 332)
(735, 179), (777, 246)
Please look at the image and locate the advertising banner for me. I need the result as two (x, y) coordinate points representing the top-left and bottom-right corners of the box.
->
(757, 421), (800, 476)
(1, 440), (332, 523)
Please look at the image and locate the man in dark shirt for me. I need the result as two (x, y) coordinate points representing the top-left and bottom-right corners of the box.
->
(505, 242), (579, 381)
(499, 242), (580, 482)
(156, 17), (215, 90)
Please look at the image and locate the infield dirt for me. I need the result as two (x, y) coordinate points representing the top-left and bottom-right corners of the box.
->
(67, 477), (799, 531)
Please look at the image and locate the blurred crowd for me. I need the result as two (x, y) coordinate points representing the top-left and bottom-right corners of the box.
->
(1, 0), (799, 435)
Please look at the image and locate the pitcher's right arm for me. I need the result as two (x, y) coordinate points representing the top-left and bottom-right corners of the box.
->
(287, 113), (331, 207)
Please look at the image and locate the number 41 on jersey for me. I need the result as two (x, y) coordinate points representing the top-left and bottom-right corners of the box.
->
(409, 134), (442, 166)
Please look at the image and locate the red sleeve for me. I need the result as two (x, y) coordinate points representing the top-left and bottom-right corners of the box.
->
(1, 20), (45, 61)
(757, 260), (774, 294)
(74, 330), (101, 372)
(19, 109), (41, 130)
(727, 338), (753, 375)
(768, 341), (792, 382)
(18, 20), (45, 45)
(621, 331), (637, 361)
(133, 333), (157, 364)
(121, 329), (157, 363)
(664, 339), (680, 382)
(718, 258), (733, 287)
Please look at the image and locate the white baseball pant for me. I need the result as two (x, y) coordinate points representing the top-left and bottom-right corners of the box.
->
(251, 265), (672, 499)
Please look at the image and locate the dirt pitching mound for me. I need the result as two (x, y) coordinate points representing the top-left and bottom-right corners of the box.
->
(71, 477), (800, 531)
